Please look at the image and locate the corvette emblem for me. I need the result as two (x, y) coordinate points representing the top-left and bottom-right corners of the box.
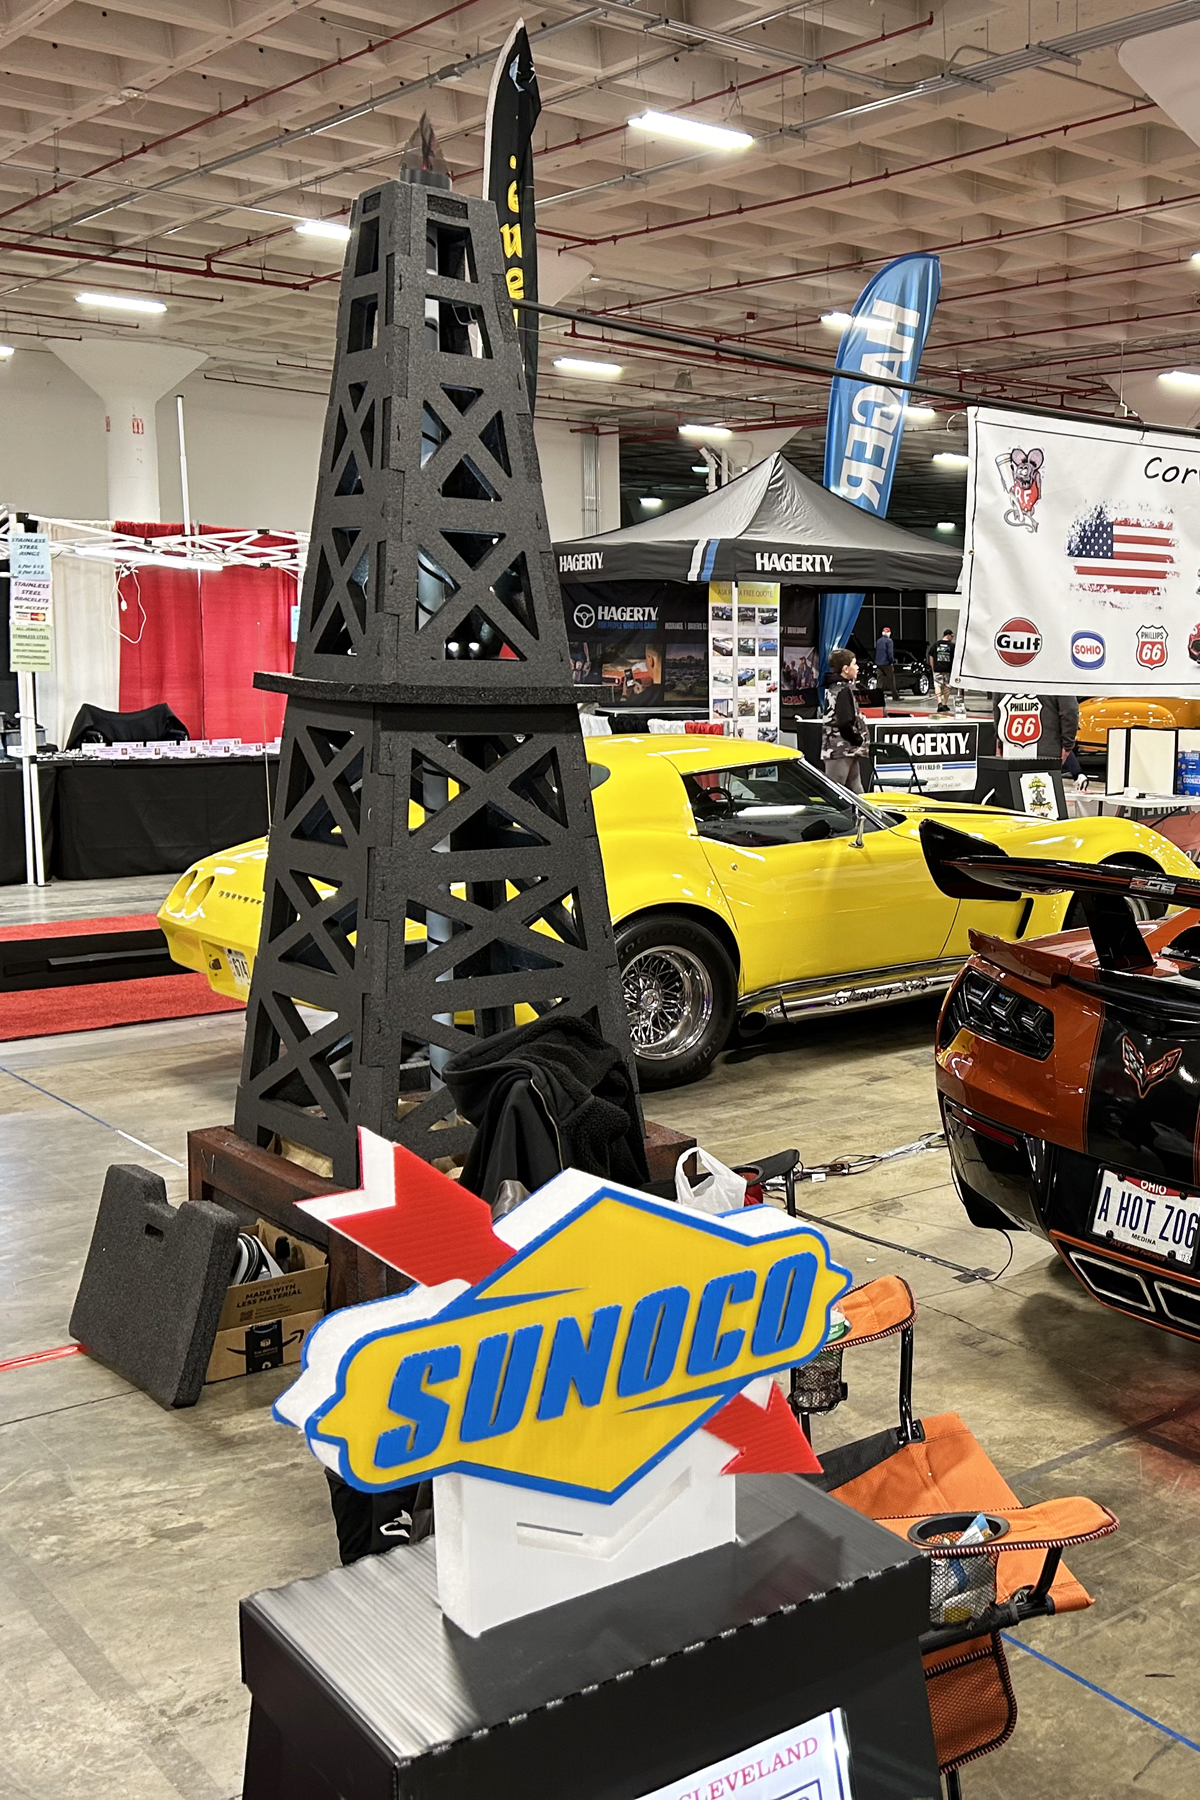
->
(1121, 1036), (1182, 1098)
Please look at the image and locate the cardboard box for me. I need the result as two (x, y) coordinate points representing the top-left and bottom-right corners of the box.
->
(205, 1220), (327, 1383)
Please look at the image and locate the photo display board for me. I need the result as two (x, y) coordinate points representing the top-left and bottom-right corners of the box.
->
(709, 579), (780, 740)
(634, 1710), (852, 1800)
(563, 580), (708, 708)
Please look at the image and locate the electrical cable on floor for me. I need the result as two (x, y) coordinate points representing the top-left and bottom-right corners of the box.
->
(760, 1130), (1018, 1284)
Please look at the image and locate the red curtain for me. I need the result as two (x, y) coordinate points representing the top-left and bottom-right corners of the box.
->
(116, 521), (295, 741)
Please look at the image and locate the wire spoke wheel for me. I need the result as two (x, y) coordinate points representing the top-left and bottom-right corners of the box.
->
(622, 945), (714, 1062)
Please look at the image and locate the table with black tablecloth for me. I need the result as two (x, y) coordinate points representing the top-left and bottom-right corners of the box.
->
(1, 756), (278, 882)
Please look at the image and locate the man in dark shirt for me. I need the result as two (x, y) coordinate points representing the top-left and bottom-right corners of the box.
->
(929, 630), (955, 712)
(874, 625), (897, 702)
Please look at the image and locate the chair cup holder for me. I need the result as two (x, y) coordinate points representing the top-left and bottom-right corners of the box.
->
(791, 1342), (847, 1415)
(908, 1512), (1009, 1629)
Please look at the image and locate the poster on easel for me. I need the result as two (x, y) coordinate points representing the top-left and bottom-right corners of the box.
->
(709, 579), (780, 740)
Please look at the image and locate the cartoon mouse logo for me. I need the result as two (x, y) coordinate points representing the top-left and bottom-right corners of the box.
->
(996, 447), (1044, 532)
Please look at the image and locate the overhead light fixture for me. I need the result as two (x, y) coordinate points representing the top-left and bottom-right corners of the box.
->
(932, 452), (970, 469)
(679, 422), (732, 442)
(76, 292), (166, 315)
(820, 311), (854, 332)
(0, 345), (13, 359)
(553, 356), (622, 378)
(936, 521), (956, 532)
(1158, 369), (1200, 389)
(904, 405), (936, 423)
(639, 496), (665, 510)
(627, 110), (753, 152)
(690, 464), (709, 474)
(295, 219), (351, 243)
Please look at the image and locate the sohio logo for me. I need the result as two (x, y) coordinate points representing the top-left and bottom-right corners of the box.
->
(1136, 623), (1168, 669)
(573, 603), (596, 629)
(995, 617), (1042, 667)
(1071, 630), (1105, 670)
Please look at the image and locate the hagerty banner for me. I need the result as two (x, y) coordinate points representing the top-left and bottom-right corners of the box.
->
(957, 405), (1200, 694)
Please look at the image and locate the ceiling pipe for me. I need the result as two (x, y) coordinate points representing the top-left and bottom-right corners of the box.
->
(47, 339), (209, 520)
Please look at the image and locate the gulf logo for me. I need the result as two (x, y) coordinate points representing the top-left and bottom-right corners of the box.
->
(1071, 631), (1105, 671)
(995, 617), (1042, 668)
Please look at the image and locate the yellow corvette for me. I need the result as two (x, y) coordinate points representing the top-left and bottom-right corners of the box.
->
(159, 735), (1197, 1086)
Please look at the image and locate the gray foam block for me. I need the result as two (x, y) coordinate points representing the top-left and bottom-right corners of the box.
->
(69, 1165), (239, 1409)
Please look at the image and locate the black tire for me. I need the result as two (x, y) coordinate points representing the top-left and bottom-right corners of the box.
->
(1064, 854), (1169, 929)
(615, 912), (737, 1088)
(915, 671), (932, 696)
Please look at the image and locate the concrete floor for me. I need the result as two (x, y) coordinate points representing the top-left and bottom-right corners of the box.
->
(1, 923), (1199, 1795)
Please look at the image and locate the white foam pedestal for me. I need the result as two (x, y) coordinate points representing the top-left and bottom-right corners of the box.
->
(434, 1428), (738, 1637)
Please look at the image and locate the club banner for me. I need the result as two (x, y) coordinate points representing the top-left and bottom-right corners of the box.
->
(958, 404), (1200, 693)
(820, 252), (942, 674)
(484, 20), (541, 413)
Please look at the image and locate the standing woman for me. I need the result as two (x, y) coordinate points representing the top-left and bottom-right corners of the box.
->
(822, 647), (871, 794)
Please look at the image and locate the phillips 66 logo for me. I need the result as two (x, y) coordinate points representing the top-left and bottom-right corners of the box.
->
(999, 695), (1043, 748)
(1136, 624), (1168, 669)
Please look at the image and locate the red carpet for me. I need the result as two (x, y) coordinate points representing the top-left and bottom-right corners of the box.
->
(0, 972), (245, 1040)
(0, 912), (246, 1041)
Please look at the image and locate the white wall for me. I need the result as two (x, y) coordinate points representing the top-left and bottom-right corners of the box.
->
(533, 419), (620, 542)
(0, 347), (323, 528)
(0, 345), (611, 540)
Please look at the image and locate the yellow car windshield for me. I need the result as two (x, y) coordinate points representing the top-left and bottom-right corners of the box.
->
(682, 759), (868, 848)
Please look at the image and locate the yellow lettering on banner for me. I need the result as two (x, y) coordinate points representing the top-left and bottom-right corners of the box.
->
(507, 180), (520, 214)
(501, 222), (523, 259)
(506, 267), (525, 300)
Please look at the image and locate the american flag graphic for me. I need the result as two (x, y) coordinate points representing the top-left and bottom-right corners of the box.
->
(1066, 505), (1176, 596)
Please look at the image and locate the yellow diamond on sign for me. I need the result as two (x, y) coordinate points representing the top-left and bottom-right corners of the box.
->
(278, 1176), (851, 1501)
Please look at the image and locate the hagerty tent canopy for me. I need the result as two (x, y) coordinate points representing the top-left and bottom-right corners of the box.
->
(554, 452), (963, 590)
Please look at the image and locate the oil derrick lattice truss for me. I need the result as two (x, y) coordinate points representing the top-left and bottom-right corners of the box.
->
(234, 179), (636, 1187)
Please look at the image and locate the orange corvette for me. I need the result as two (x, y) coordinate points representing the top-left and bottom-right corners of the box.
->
(923, 819), (1200, 1341)
(1076, 695), (1200, 761)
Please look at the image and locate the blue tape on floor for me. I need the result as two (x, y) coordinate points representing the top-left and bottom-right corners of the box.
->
(1002, 1634), (1200, 1754)
(0, 1065), (184, 1168)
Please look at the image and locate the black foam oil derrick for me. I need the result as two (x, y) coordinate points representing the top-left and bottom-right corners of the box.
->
(234, 182), (635, 1187)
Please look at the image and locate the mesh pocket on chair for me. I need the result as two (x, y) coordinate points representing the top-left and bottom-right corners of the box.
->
(909, 1512), (1007, 1628)
(923, 1633), (1018, 1773)
(791, 1342), (846, 1414)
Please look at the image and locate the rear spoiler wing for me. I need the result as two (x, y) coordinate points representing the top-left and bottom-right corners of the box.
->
(918, 819), (1200, 973)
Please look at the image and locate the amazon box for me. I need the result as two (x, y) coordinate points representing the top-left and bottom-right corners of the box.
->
(205, 1221), (327, 1384)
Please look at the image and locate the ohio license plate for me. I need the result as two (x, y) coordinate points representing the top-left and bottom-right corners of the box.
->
(1091, 1171), (1200, 1264)
(225, 947), (251, 991)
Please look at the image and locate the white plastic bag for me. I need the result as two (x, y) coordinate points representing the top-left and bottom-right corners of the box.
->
(675, 1147), (747, 1215)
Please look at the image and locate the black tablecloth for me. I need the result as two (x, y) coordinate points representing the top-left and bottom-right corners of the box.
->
(13, 756), (279, 882)
(52, 756), (277, 880)
(0, 763), (56, 884)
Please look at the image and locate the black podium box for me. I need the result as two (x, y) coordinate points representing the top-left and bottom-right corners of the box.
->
(973, 754), (1067, 818)
(240, 1475), (940, 1800)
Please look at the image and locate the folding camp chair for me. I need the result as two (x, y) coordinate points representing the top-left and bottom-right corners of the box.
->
(737, 1151), (1120, 1797)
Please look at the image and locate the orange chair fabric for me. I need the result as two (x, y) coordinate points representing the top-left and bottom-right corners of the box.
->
(923, 1634), (1017, 1772)
(830, 1412), (1107, 1612)
(839, 1274), (916, 1345)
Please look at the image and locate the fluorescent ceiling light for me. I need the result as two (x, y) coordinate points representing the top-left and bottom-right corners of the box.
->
(903, 405), (936, 423)
(936, 521), (956, 531)
(820, 311), (853, 331)
(690, 464), (709, 473)
(76, 291), (166, 315)
(627, 110), (752, 151)
(553, 356), (622, 378)
(679, 422), (732, 442)
(296, 218), (351, 242)
(0, 345), (13, 359)
(639, 496), (665, 510)
(1158, 368), (1200, 389)
(932, 452), (969, 469)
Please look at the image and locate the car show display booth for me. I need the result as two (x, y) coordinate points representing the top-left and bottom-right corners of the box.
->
(554, 454), (962, 718)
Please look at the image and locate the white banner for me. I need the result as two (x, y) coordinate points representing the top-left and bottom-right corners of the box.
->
(957, 405), (1200, 694)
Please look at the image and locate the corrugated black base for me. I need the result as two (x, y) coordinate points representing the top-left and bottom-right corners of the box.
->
(240, 1475), (940, 1800)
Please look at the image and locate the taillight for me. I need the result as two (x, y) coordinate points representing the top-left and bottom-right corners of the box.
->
(939, 968), (1053, 1060)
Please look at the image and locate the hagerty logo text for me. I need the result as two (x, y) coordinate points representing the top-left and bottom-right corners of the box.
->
(754, 552), (833, 574)
(574, 603), (657, 627)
